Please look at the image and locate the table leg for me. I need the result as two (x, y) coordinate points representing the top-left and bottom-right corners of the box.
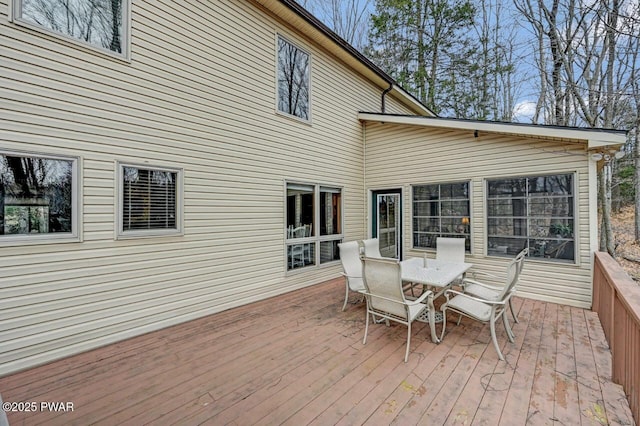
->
(427, 293), (440, 343)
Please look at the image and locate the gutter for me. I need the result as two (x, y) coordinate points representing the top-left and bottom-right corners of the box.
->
(381, 85), (392, 113)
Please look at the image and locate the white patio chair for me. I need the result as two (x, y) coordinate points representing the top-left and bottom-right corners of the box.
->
(288, 226), (307, 268)
(434, 237), (466, 285)
(362, 237), (419, 295)
(338, 241), (366, 311)
(465, 247), (528, 323)
(440, 256), (521, 361)
(303, 223), (313, 263)
(361, 256), (432, 362)
(361, 238), (383, 258)
(436, 237), (466, 263)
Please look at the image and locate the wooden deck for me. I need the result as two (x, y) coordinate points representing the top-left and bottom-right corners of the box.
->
(0, 278), (635, 425)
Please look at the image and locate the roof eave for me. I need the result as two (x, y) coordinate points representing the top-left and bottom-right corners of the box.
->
(357, 112), (628, 147)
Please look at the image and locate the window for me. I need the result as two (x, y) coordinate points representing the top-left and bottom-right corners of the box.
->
(487, 173), (575, 262)
(117, 163), (182, 238)
(412, 182), (470, 251)
(0, 151), (78, 242)
(277, 35), (310, 121)
(12, 0), (128, 55)
(286, 183), (342, 270)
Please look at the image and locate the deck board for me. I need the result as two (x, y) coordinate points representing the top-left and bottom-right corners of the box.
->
(527, 301), (558, 424)
(554, 304), (582, 425)
(465, 297), (533, 425)
(585, 309), (636, 425)
(501, 299), (546, 425)
(0, 278), (634, 425)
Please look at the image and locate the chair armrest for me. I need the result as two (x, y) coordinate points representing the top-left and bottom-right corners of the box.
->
(362, 290), (432, 307)
(461, 278), (503, 291)
(470, 270), (500, 280)
(361, 291), (405, 306)
(406, 289), (433, 306)
(444, 289), (506, 306)
(341, 272), (362, 279)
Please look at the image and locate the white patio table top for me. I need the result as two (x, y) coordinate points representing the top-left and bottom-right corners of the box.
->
(400, 257), (473, 343)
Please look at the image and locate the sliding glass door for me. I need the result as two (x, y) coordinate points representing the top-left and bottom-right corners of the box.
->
(372, 189), (402, 259)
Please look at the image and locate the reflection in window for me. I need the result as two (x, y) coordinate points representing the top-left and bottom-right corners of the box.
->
(15, 0), (125, 53)
(120, 165), (180, 236)
(412, 182), (470, 250)
(487, 174), (574, 262)
(286, 183), (314, 239)
(0, 153), (74, 237)
(286, 183), (342, 270)
(320, 186), (341, 236)
(277, 36), (310, 120)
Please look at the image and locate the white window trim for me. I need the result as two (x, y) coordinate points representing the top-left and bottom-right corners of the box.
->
(0, 149), (81, 245)
(116, 162), (184, 239)
(483, 172), (578, 265)
(10, 0), (132, 61)
(275, 33), (312, 124)
(284, 180), (343, 273)
(410, 180), (472, 253)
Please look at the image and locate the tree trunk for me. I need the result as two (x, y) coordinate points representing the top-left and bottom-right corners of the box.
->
(635, 124), (640, 242)
(599, 165), (615, 256)
(416, 0), (427, 105)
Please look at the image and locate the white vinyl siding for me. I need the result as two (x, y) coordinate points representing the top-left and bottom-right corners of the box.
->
(0, 0), (417, 375)
(364, 122), (593, 308)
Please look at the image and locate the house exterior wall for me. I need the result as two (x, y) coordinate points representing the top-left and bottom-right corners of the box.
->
(363, 122), (595, 308)
(0, 0), (416, 376)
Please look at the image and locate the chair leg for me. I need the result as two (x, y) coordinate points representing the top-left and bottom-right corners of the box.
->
(363, 311), (370, 345)
(372, 314), (385, 324)
(342, 283), (349, 311)
(440, 307), (448, 341)
(427, 297), (439, 344)
(405, 322), (411, 363)
(490, 316), (505, 361)
(509, 299), (519, 323)
(503, 310), (515, 342)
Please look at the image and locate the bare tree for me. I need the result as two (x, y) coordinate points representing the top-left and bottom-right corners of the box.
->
(446, 0), (521, 120)
(301, 0), (372, 50)
(365, 0), (475, 113)
(515, 0), (639, 255)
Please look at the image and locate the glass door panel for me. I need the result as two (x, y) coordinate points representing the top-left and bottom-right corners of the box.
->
(375, 192), (401, 259)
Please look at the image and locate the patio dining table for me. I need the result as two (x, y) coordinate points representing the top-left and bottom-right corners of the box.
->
(400, 257), (473, 343)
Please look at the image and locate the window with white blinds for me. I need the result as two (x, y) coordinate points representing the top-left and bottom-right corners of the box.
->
(117, 163), (182, 238)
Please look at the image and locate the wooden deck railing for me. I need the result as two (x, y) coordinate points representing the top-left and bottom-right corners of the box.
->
(592, 251), (640, 424)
